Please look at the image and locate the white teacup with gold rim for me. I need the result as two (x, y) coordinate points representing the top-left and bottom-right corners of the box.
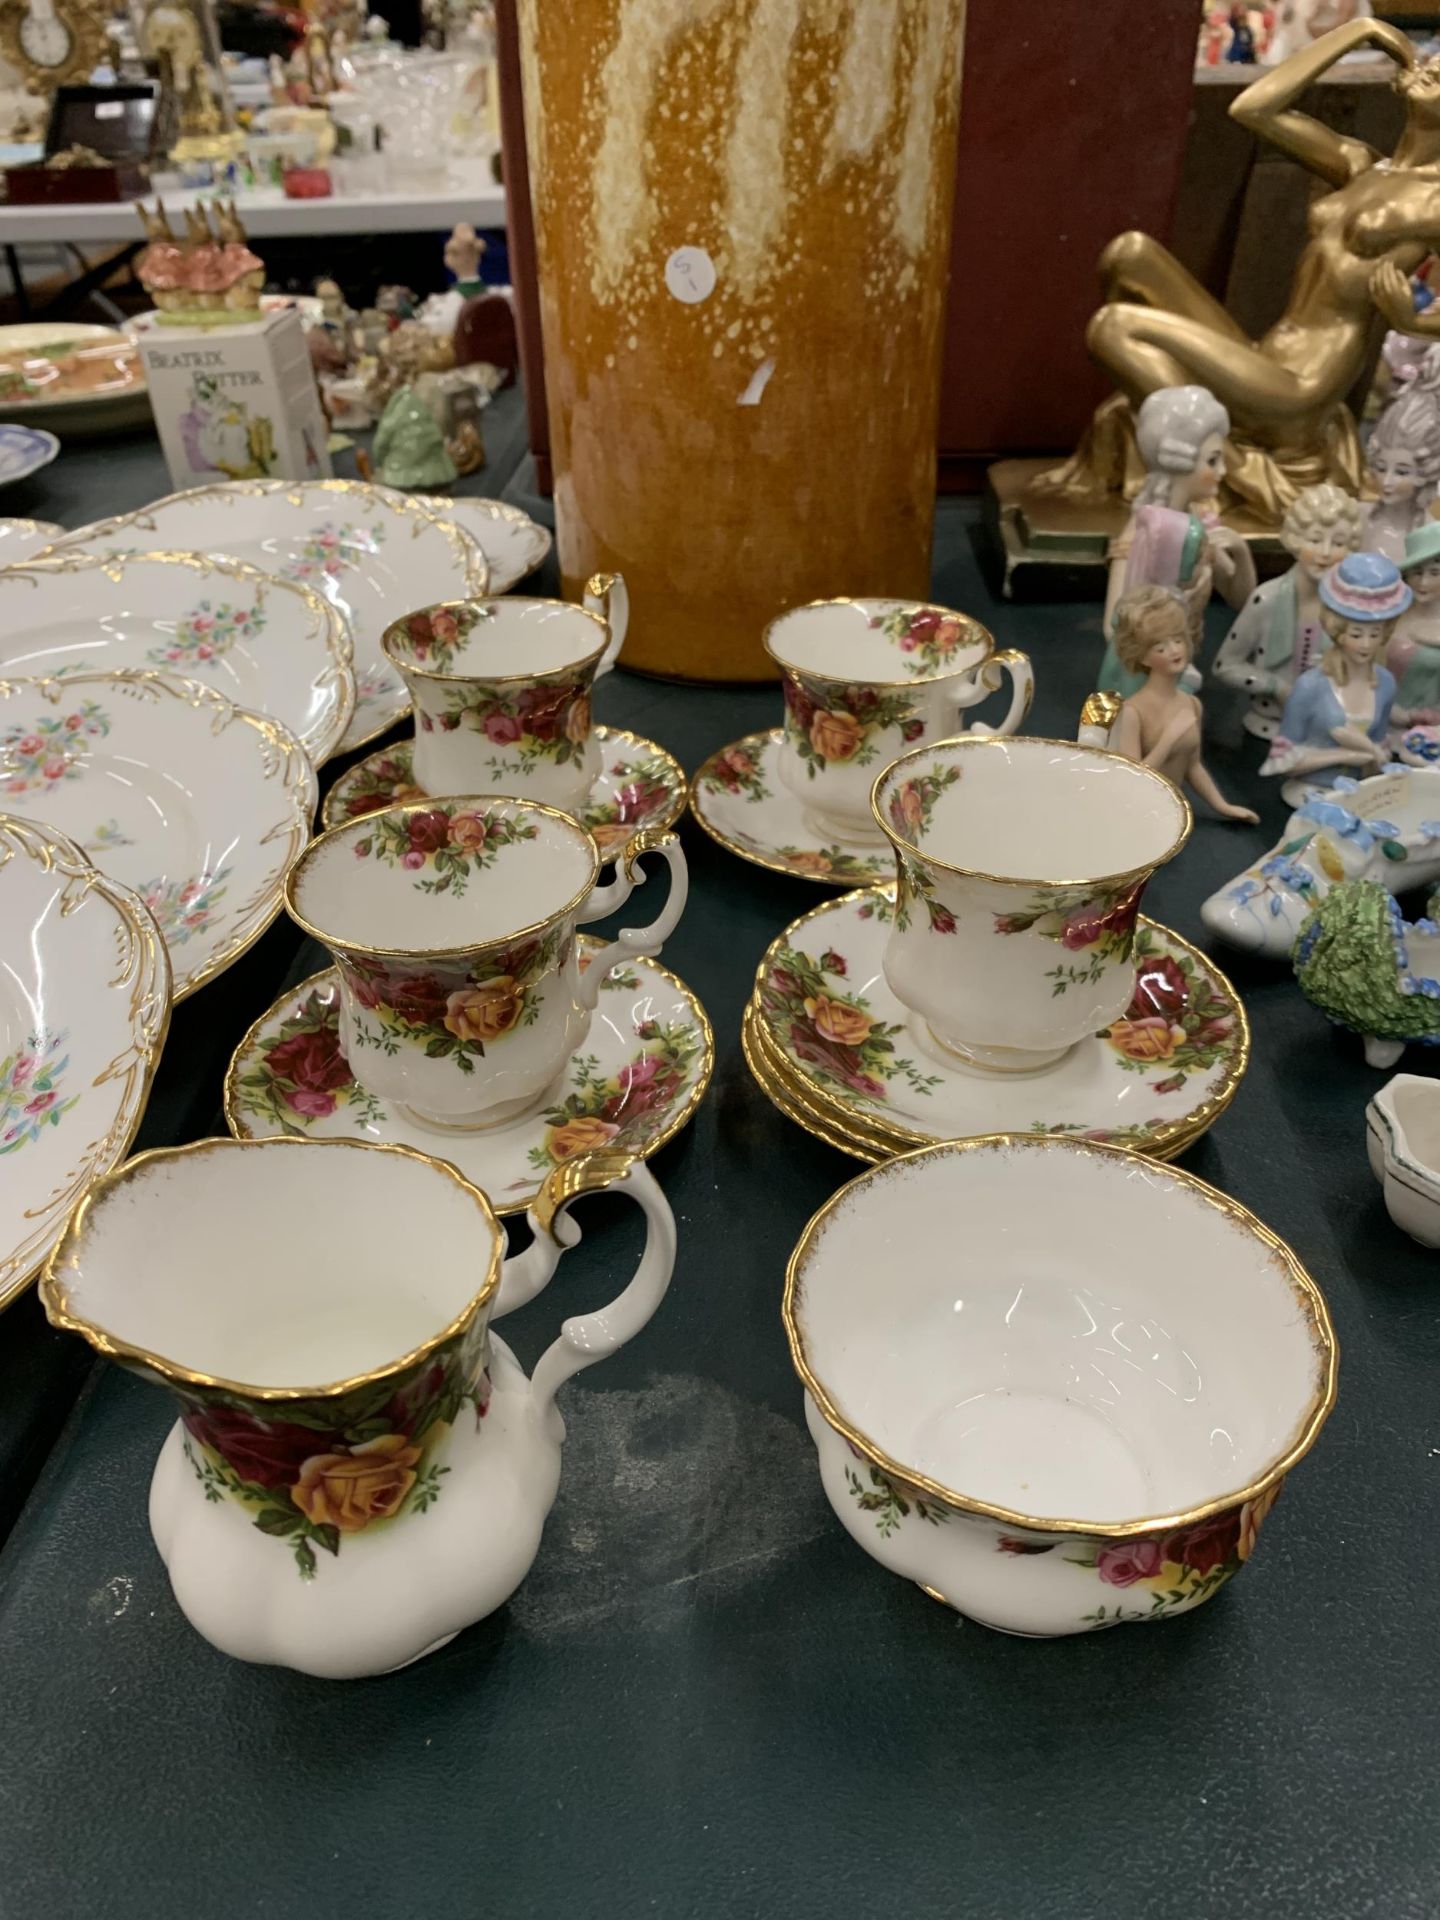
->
(785, 1135), (1337, 1637)
(40, 1134), (677, 1678)
(763, 596), (1035, 845)
(284, 796), (686, 1129)
(381, 574), (628, 814)
(872, 735), (1192, 1075)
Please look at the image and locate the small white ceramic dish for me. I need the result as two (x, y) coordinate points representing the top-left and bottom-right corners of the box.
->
(689, 728), (894, 887)
(1367, 1074), (1440, 1246)
(403, 492), (552, 593)
(223, 945), (712, 1214)
(0, 815), (171, 1309)
(41, 479), (490, 753)
(0, 668), (317, 999)
(0, 552), (354, 766)
(0, 322), (148, 433)
(0, 517), (61, 564)
(0, 424), (58, 488)
(785, 1135), (1337, 1636)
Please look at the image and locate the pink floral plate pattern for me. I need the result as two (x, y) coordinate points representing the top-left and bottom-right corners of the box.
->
(748, 887), (1249, 1160)
(322, 726), (687, 858)
(223, 944), (713, 1216)
(688, 728), (893, 887)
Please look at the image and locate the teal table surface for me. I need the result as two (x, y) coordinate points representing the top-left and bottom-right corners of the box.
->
(2, 400), (1438, 1919)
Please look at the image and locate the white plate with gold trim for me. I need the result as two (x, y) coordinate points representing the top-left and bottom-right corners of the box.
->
(0, 669), (317, 999)
(404, 493), (552, 593)
(0, 553), (354, 766)
(0, 815), (170, 1309)
(41, 479), (490, 754)
(0, 517), (62, 565)
(690, 728), (893, 888)
(223, 947), (713, 1217)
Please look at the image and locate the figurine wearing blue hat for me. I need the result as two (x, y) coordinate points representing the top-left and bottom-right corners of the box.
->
(1261, 551), (1411, 804)
(1389, 519), (1440, 724)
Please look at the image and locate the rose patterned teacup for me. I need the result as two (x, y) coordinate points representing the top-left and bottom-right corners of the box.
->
(784, 1135), (1336, 1637)
(381, 574), (628, 813)
(763, 596), (1035, 845)
(284, 794), (686, 1128)
(872, 735), (1191, 1073)
(40, 1134), (677, 1676)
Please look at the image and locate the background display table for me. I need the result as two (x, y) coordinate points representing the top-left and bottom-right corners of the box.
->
(0, 388), (1435, 1916)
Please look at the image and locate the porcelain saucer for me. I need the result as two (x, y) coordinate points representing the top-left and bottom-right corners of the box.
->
(746, 888), (1249, 1159)
(409, 494), (552, 593)
(224, 945), (713, 1215)
(322, 726), (687, 856)
(689, 728), (893, 887)
(0, 425), (58, 488)
(0, 517), (61, 564)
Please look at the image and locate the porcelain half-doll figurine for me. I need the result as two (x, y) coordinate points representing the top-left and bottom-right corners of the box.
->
(1362, 348), (1440, 562)
(1261, 551), (1410, 801)
(1098, 385), (1256, 698)
(1388, 518), (1440, 725)
(1108, 586), (1259, 823)
(1212, 483), (1364, 738)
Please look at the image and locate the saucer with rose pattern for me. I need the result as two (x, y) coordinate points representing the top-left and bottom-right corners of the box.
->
(224, 945), (713, 1216)
(688, 729), (893, 887)
(322, 726), (686, 859)
(745, 888), (1249, 1160)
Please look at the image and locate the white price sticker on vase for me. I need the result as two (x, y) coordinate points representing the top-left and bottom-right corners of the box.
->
(664, 246), (716, 305)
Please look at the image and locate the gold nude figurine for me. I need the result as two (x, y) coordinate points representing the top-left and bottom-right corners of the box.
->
(1038, 17), (1440, 523)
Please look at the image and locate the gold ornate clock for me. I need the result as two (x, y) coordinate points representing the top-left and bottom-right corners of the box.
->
(0, 0), (110, 91)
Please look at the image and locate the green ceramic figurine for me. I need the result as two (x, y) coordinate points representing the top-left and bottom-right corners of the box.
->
(373, 385), (456, 491)
(1294, 878), (1440, 1067)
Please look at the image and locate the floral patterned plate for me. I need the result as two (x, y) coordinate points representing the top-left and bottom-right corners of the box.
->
(688, 728), (893, 887)
(0, 815), (170, 1309)
(0, 552), (354, 766)
(0, 668), (317, 999)
(747, 888), (1249, 1159)
(406, 494), (552, 593)
(40, 479), (489, 755)
(0, 517), (61, 565)
(322, 726), (687, 856)
(223, 947), (713, 1215)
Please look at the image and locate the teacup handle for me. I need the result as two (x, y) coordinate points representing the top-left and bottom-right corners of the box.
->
(584, 570), (629, 676)
(946, 647), (1035, 738)
(572, 828), (688, 1012)
(494, 1150), (677, 1435)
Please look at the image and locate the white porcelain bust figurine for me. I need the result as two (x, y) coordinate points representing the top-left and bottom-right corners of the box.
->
(1098, 385), (1256, 697)
(1389, 517), (1440, 725)
(1212, 482), (1364, 738)
(1363, 349), (1440, 563)
(1109, 586), (1259, 823)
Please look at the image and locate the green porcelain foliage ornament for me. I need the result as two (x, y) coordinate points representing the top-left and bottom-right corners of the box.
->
(1294, 877), (1440, 1066)
(373, 386), (457, 491)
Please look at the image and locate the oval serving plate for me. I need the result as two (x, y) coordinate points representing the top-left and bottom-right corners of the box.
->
(41, 479), (490, 753)
(0, 669), (317, 999)
(0, 553), (354, 767)
(0, 816), (171, 1310)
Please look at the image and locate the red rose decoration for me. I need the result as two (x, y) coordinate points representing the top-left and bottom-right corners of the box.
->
(385, 970), (451, 1025)
(1164, 1512), (1240, 1576)
(287, 1088), (338, 1118)
(484, 711), (523, 746)
(1127, 954), (1189, 1021)
(783, 676), (817, 728)
(516, 685), (570, 743)
(385, 1358), (448, 1432)
(407, 809), (452, 853)
(1095, 1537), (1165, 1587)
(266, 1027), (350, 1094)
(182, 1404), (323, 1490)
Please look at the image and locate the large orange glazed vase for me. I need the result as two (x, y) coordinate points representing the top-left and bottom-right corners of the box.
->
(515, 0), (968, 682)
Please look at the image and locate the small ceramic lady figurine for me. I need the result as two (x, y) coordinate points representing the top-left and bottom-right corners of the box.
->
(1363, 348), (1440, 562)
(1261, 551), (1410, 801)
(1388, 518), (1440, 724)
(1108, 586), (1259, 823)
(1098, 384), (1256, 697)
(1212, 482), (1364, 737)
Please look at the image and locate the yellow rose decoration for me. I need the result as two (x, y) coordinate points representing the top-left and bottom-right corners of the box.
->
(804, 992), (873, 1047)
(444, 976), (524, 1043)
(809, 708), (864, 763)
(291, 1433), (422, 1533)
(548, 1114), (621, 1159)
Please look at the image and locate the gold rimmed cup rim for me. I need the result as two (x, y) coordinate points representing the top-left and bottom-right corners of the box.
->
(762, 595), (997, 690)
(380, 596), (611, 685)
(39, 1135), (505, 1403)
(869, 732), (1193, 891)
(783, 1133), (1339, 1540)
(283, 793), (605, 962)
